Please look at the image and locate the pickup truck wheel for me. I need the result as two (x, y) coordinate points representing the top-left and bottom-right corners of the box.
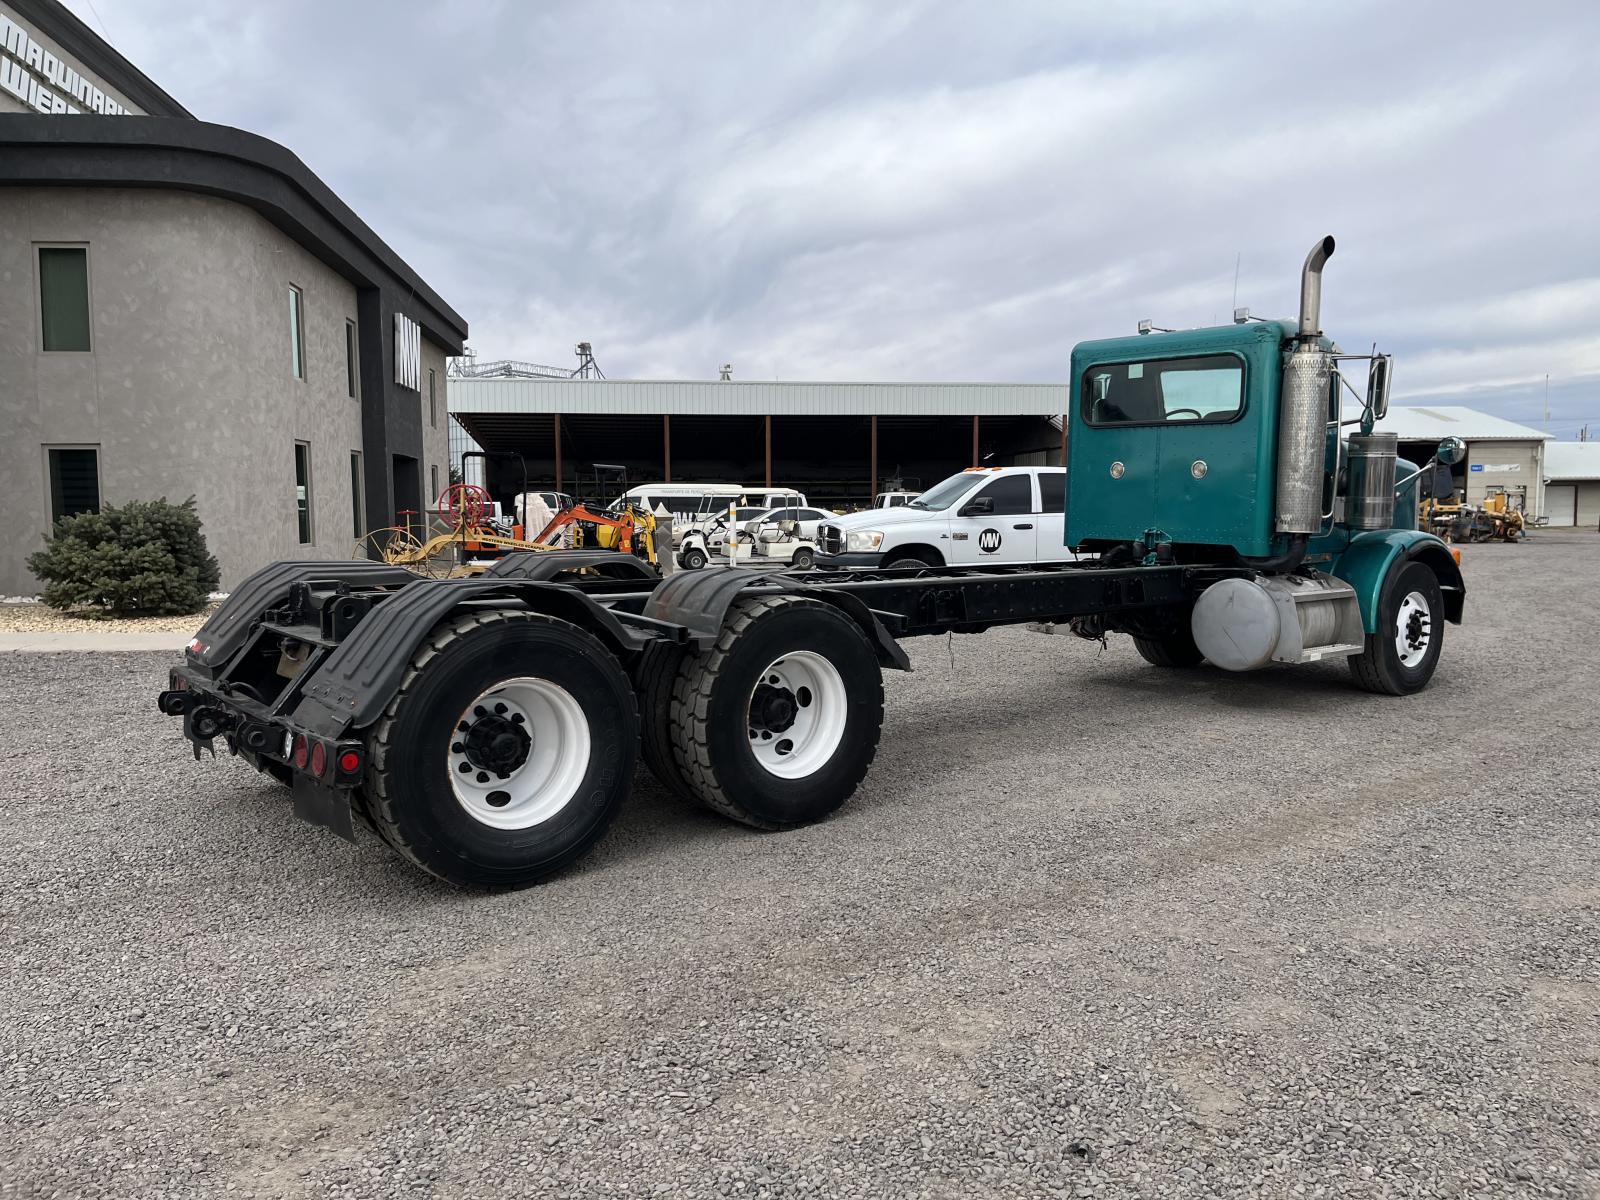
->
(681, 547), (707, 570)
(670, 596), (883, 829)
(1348, 560), (1444, 696)
(790, 547), (815, 570)
(366, 610), (637, 887)
(884, 554), (936, 571)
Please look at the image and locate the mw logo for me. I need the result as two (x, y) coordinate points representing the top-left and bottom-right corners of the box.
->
(978, 528), (1003, 553)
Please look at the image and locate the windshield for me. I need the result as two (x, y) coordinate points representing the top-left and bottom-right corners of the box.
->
(908, 472), (982, 511)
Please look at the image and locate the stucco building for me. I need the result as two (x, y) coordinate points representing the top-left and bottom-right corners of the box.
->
(1, 0), (465, 593)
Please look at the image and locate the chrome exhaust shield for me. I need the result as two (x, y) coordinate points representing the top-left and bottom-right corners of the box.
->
(1276, 236), (1336, 535)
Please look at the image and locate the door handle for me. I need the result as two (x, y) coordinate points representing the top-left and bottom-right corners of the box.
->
(1013, 523), (1034, 530)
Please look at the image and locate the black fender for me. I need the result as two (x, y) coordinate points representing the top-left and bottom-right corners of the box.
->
(486, 548), (658, 581)
(188, 559), (420, 676)
(643, 567), (911, 672)
(291, 577), (654, 737)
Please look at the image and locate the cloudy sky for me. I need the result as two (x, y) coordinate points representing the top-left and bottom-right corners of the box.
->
(65, 0), (1599, 436)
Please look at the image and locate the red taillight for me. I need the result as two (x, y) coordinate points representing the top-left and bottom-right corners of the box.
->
(291, 735), (309, 771)
(338, 750), (362, 775)
(310, 740), (328, 779)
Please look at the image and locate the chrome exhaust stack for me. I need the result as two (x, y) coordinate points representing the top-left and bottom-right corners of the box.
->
(1275, 236), (1337, 536)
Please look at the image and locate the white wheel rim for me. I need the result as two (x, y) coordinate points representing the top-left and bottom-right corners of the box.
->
(448, 677), (591, 830)
(746, 650), (848, 779)
(1394, 590), (1433, 668)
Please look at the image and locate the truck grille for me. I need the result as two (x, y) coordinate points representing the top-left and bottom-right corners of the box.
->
(819, 525), (843, 555)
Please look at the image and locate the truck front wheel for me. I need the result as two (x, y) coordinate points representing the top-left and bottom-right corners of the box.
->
(1348, 560), (1444, 696)
(670, 596), (884, 829)
(365, 610), (637, 887)
(1132, 622), (1205, 668)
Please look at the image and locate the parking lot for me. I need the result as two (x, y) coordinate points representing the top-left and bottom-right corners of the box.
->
(3, 532), (1597, 1199)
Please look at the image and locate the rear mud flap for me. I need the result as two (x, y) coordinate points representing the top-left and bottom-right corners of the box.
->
(292, 776), (357, 844)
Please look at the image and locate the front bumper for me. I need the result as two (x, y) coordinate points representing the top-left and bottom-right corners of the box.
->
(814, 551), (885, 570)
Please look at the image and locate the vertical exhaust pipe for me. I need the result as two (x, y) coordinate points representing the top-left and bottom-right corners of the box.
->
(1275, 236), (1337, 538)
(1297, 235), (1336, 340)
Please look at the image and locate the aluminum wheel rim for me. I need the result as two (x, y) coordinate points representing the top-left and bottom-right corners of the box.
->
(1394, 590), (1433, 668)
(448, 677), (591, 830)
(747, 650), (848, 779)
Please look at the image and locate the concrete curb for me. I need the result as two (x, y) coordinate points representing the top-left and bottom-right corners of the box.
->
(0, 632), (190, 653)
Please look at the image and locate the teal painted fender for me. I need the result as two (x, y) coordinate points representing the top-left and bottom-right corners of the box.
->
(1331, 529), (1466, 634)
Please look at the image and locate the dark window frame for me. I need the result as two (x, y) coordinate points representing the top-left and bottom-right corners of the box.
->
(969, 473), (1033, 517)
(36, 244), (93, 353)
(345, 319), (359, 398)
(428, 368), (437, 427)
(44, 444), (101, 523)
(1080, 352), (1248, 429)
(294, 440), (314, 544)
(350, 451), (365, 540)
(1037, 471), (1066, 513)
(288, 285), (306, 380)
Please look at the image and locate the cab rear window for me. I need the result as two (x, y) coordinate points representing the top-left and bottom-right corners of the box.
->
(1082, 354), (1244, 426)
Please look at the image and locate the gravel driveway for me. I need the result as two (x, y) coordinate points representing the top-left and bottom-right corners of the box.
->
(2, 533), (1597, 1198)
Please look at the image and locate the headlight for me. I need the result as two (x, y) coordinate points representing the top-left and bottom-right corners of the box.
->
(845, 530), (884, 552)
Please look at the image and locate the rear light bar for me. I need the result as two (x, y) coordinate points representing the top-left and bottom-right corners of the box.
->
(281, 732), (364, 783)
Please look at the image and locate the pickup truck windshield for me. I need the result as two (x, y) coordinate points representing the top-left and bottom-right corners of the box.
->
(907, 473), (981, 511)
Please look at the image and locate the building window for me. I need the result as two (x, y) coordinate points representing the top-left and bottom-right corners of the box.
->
(289, 285), (305, 379)
(428, 368), (437, 427)
(38, 246), (92, 352)
(430, 464), (439, 504)
(345, 320), (358, 398)
(294, 441), (313, 544)
(46, 446), (100, 523)
(350, 451), (365, 539)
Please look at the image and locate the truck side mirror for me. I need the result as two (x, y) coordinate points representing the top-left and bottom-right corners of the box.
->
(962, 496), (994, 517)
(1366, 355), (1392, 420)
(1436, 436), (1467, 465)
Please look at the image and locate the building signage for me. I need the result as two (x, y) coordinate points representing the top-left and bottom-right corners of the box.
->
(394, 313), (421, 390)
(0, 13), (132, 115)
(1469, 463), (1521, 473)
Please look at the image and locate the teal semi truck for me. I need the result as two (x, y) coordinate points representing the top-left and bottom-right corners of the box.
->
(159, 237), (1466, 887)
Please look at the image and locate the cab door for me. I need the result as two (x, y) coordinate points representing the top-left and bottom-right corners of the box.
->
(1034, 471), (1068, 562)
(947, 474), (1037, 565)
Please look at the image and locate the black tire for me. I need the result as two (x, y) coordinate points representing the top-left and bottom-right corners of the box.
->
(1348, 560), (1445, 696)
(669, 596), (884, 830)
(365, 610), (637, 887)
(634, 641), (697, 800)
(1132, 621), (1205, 668)
(790, 547), (815, 570)
(682, 547), (707, 570)
(884, 554), (936, 571)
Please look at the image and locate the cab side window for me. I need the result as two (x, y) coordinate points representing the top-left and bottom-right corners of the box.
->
(1037, 473), (1065, 513)
(972, 475), (1032, 516)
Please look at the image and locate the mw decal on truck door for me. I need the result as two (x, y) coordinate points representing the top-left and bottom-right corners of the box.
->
(979, 528), (1002, 553)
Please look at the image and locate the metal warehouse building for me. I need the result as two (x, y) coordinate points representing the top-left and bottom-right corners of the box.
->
(1544, 442), (1600, 529)
(1345, 405), (1553, 519)
(449, 375), (1066, 510)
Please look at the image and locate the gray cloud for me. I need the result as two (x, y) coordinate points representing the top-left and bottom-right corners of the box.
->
(68, 0), (1600, 435)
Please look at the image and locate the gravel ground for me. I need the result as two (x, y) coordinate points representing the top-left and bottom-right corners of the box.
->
(2, 531), (1597, 1199)
(0, 601), (219, 634)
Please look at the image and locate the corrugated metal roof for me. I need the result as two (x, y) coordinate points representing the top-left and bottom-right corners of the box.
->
(1545, 442), (1600, 480)
(1339, 405), (1552, 442)
(449, 377), (1066, 417)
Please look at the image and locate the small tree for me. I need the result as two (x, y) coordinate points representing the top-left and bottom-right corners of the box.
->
(27, 496), (221, 617)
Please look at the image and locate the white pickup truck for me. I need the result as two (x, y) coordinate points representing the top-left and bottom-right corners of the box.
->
(816, 467), (1067, 570)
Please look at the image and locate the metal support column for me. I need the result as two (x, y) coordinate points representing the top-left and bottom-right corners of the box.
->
(971, 415), (980, 467)
(663, 415), (672, 483)
(870, 415), (878, 503)
(764, 415), (773, 487)
(553, 413), (562, 492)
